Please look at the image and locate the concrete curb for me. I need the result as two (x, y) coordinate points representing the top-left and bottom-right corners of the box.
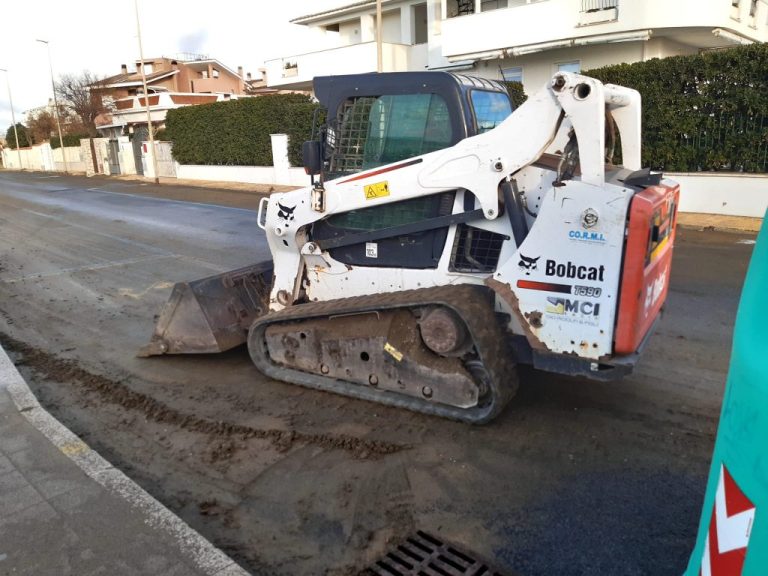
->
(677, 212), (763, 234)
(0, 344), (250, 576)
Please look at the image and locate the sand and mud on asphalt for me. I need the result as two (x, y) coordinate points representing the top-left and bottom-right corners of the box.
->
(0, 172), (756, 575)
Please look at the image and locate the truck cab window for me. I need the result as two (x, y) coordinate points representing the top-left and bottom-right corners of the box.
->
(471, 90), (513, 133)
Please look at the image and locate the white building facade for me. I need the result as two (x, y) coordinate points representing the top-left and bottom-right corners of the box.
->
(265, 0), (768, 92)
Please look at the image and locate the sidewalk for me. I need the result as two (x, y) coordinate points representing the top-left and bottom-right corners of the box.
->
(0, 345), (248, 576)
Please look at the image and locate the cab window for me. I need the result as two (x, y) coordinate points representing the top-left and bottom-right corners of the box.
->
(362, 93), (452, 168)
(471, 90), (512, 133)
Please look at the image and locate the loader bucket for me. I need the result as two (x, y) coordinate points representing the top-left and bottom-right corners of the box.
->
(138, 261), (274, 357)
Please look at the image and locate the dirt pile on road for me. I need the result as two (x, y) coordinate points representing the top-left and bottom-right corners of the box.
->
(0, 333), (408, 459)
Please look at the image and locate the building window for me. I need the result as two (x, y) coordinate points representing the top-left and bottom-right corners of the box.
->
(414, 3), (428, 45)
(325, 23), (340, 32)
(557, 61), (581, 73)
(447, 0), (475, 18)
(283, 60), (298, 78)
(212, 68), (220, 79)
(501, 66), (523, 83)
(481, 0), (508, 11)
(143, 63), (153, 75)
(201, 70), (209, 79)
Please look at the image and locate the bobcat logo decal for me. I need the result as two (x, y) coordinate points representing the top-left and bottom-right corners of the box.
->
(277, 202), (296, 221)
(518, 254), (540, 275)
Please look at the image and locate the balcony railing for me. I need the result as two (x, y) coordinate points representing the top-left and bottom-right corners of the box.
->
(447, 0), (546, 18)
(265, 42), (428, 87)
(581, 0), (618, 12)
(113, 92), (223, 112)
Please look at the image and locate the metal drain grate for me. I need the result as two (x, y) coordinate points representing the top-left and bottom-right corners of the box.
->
(363, 531), (509, 576)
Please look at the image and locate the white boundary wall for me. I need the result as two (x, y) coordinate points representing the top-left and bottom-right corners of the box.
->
(52, 146), (86, 173)
(4, 141), (767, 218)
(2, 143), (84, 173)
(175, 164), (310, 187)
(1, 143), (53, 171)
(669, 172), (768, 218)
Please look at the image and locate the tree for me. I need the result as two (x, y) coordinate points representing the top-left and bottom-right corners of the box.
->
(55, 71), (112, 137)
(26, 110), (57, 144)
(4, 123), (30, 149)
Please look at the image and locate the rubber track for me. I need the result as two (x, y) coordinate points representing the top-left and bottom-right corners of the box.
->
(247, 284), (519, 424)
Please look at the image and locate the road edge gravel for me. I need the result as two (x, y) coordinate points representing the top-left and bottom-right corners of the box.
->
(0, 343), (250, 576)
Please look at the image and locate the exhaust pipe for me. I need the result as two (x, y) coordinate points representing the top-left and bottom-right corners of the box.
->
(138, 261), (274, 357)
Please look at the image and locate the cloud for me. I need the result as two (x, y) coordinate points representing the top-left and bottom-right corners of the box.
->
(178, 29), (209, 56)
(0, 1), (322, 128)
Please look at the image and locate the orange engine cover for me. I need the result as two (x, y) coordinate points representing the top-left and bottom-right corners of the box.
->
(614, 182), (680, 355)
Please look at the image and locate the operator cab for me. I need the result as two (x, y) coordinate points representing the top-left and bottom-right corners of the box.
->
(304, 71), (514, 181)
(304, 72), (514, 272)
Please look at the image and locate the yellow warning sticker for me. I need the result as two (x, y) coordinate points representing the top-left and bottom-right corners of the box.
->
(384, 342), (403, 362)
(364, 181), (390, 200)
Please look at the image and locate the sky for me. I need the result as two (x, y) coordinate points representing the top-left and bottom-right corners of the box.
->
(0, 0), (344, 132)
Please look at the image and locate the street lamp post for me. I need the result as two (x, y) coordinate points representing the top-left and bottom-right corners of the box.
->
(36, 39), (69, 175)
(376, 0), (383, 72)
(0, 68), (23, 170)
(134, 0), (160, 185)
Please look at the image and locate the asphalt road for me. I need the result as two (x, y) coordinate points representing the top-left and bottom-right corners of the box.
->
(0, 171), (757, 575)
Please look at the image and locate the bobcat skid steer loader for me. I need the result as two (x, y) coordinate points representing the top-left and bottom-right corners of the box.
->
(140, 71), (679, 424)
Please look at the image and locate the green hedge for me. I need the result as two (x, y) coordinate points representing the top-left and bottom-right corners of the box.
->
(164, 46), (768, 173)
(51, 133), (89, 149)
(164, 94), (319, 166)
(585, 44), (768, 172)
(502, 81), (527, 108)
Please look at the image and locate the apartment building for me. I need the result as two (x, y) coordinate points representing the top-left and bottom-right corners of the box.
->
(265, 0), (768, 92)
(92, 54), (248, 137)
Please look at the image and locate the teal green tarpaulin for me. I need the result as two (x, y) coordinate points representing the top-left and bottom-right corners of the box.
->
(685, 213), (768, 576)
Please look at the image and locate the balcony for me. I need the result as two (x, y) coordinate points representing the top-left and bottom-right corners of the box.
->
(108, 92), (232, 126)
(579, 0), (619, 25)
(580, 0), (618, 11)
(264, 42), (429, 89)
(441, 0), (767, 61)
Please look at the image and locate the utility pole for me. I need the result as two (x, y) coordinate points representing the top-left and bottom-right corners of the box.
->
(134, 0), (160, 184)
(376, 0), (383, 72)
(36, 39), (69, 174)
(0, 68), (23, 170)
